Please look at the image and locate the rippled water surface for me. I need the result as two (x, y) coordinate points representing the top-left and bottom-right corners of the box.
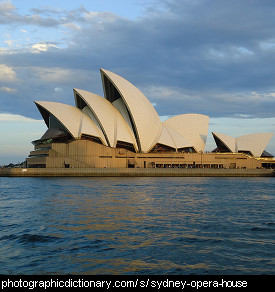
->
(0, 176), (274, 275)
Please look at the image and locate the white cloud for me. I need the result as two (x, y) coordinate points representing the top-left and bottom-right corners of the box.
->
(0, 0), (15, 13)
(0, 48), (9, 54)
(0, 64), (17, 82)
(62, 22), (81, 31)
(54, 87), (63, 93)
(260, 40), (275, 50)
(0, 86), (17, 93)
(233, 114), (253, 119)
(4, 40), (15, 47)
(0, 113), (42, 122)
(251, 91), (275, 102)
(31, 42), (58, 53)
(29, 66), (93, 85)
(83, 10), (118, 23)
(0, 0), (275, 122)
(30, 67), (72, 82)
(144, 85), (188, 100)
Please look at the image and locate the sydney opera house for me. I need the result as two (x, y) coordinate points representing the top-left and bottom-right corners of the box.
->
(26, 69), (274, 169)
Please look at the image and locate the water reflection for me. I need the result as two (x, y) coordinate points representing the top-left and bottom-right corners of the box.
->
(0, 177), (274, 274)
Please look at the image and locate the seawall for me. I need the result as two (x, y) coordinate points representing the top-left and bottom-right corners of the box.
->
(0, 168), (274, 177)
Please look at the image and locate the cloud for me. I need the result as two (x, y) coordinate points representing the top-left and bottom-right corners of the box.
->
(28, 66), (94, 85)
(144, 85), (182, 100)
(54, 87), (63, 93)
(0, 113), (42, 122)
(4, 39), (15, 47)
(0, 0), (275, 122)
(0, 0), (59, 27)
(0, 1), (87, 28)
(0, 48), (9, 54)
(0, 86), (17, 93)
(30, 42), (59, 53)
(0, 0), (15, 14)
(0, 64), (17, 81)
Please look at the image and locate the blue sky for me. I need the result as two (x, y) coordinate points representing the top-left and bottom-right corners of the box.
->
(0, 0), (275, 164)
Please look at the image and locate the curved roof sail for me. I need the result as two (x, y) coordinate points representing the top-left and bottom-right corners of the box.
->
(164, 114), (209, 152)
(74, 88), (137, 151)
(35, 101), (107, 145)
(156, 124), (193, 151)
(100, 69), (162, 153)
(74, 89), (116, 147)
(156, 124), (176, 149)
(237, 133), (273, 157)
(212, 132), (236, 153)
(212, 132), (273, 157)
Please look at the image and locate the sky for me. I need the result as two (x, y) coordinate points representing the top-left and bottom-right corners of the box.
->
(0, 0), (275, 164)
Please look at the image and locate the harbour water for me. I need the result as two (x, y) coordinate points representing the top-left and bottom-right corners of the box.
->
(0, 177), (274, 275)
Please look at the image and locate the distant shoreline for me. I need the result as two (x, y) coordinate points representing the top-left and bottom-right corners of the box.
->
(1, 168), (274, 177)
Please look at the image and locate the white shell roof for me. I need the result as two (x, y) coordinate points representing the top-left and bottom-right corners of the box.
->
(74, 89), (137, 150)
(156, 124), (175, 149)
(212, 132), (237, 152)
(212, 132), (273, 157)
(164, 114), (209, 152)
(101, 69), (162, 153)
(157, 124), (193, 150)
(114, 110), (137, 150)
(35, 101), (107, 145)
(236, 133), (273, 157)
(112, 98), (135, 133)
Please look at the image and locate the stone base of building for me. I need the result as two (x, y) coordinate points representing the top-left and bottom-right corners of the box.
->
(0, 167), (274, 177)
(25, 139), (275, 170)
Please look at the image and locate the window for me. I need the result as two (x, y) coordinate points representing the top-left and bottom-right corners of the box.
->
(116, 141), (136, 152)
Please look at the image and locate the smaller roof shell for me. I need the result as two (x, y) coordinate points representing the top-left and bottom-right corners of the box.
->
(74, 89), (116, 147)
(164, 114), (209, 152)
(156, 124), (175, 149)
(157, 124), (193, 150)
(212, 132), (236, 152)
(212, 132), (273, 157)
(35, 101), (107, 145)
(236, 133), (273, 157)
(74, 89), (138, 150)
